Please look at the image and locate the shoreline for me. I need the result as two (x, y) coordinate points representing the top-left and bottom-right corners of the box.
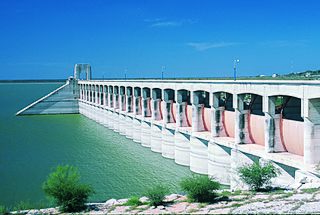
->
(7, 187), (320, 214)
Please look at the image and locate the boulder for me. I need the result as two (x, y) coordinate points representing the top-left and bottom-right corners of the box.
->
(165, 193), (179, 202)
(139, 196), (149, 203)
(117, 198), (128, 205)
(105, 198), (118, 207)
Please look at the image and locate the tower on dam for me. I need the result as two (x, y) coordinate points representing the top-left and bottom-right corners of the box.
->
(74, 64), (92, 80)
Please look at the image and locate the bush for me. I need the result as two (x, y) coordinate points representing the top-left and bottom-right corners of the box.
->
(42, 165), (94, 212)
(124, 196), (142, 206)
(238, 162), (279, 191)
(145, 185), (169, 206)
(180, 175), (220, 203)
(0, 205), (9, 215)
(13, 201), (34, 211)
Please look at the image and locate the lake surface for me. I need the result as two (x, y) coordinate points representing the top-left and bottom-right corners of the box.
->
(0, 83), (192, 207)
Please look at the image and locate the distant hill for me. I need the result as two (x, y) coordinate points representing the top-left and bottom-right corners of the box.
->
(281, 70), (320, 79)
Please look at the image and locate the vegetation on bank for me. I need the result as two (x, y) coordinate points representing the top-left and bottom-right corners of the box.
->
(145, 185), (170, 206)
(42, 165), (94, 213)
(1, 162), (287, 213)
(180, 175), (220, 203)
(237, 162), (280, 191)
(0, 200), (54, 215)
(123, 196), (143, 207)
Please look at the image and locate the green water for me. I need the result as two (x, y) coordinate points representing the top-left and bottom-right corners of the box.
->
(0, 83), (192, 207)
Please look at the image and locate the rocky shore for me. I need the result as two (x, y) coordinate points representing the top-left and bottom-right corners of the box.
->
(9, 188), (320, 214)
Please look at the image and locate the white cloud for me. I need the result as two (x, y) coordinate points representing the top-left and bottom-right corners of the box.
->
(150, 21), (182, 28)
(144, 18), (166, 23)
(187, 42), (240, 51)
(146, 18), (197, 28)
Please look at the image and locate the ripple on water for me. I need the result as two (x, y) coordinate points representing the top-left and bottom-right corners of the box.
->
(0, 83), (193, 207)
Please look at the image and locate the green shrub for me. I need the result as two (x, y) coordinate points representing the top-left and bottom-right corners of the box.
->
(0, 205), (9, 215)
(238, 162), (279, 191)
(180, 175), (220, 203)
(42, 165), (94, 212)
(301, 188), (318, 194)
(124, 196), (142, 206)
(220, 189), (242, 197)
(13, 201), (34, 211)
(145, 185), (169, 206)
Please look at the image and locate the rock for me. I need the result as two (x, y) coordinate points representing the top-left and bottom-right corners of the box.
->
(186, 203), (200, 213)
(293, 202), (320, 213)
(286, 193), (313, 201)
(139, 196), (149, 203)
(26, 209), (39, 215)
(105, 198), (118, 206)
(208, 207), (231, 214)
(269, 194), (286, 199)
(251, 194), (270, 200)
(137, 205), (149, 210)
(230, 195), (248, 201)
(165, 193), (179, 202)
(176, 195), (188, 202)
(109, 206), (130, 214)
(157, 205), (165, 210)
(314, 193), (320, 200)
(12, 210), (29, 214)
(28, 208), (58, 215)
(117, 198), (128, 205)
(232, 201), (296, 214)
(196, 208), (210, 214)
(166, 202), (189, 214)
(142, 207), (161, 214)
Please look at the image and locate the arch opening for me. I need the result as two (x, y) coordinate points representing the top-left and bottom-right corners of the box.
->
(270, 95), (304, 156)
(142, 88), (152, 117)
(238, 93), (265, 145)
(177, 90), (192, 127)
(213, 92), (234, 137)
(134, 87), (142, 115)
(218, 92), (234, 111)
(193, 91), (210, 131)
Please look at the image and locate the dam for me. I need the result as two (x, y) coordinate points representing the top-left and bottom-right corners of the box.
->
(17, 64), (320, 189)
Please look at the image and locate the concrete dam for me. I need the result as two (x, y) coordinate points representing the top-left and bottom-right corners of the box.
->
(17, 64), (320, 189)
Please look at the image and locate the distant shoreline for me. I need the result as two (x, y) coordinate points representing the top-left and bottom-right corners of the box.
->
(0, 79), (65, 83)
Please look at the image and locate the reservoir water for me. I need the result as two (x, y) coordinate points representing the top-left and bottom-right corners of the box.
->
(0, 82), (192, 207)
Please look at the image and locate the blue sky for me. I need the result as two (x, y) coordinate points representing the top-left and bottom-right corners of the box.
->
(0, 0), (320, 80)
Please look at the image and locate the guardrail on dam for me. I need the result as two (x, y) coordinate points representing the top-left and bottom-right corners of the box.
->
(17, 65), (320, 189)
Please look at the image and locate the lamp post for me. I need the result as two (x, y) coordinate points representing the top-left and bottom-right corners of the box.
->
(161, 65), (166, 80)
(233, 59), (240, 81)
(124, 68), (128, 81)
